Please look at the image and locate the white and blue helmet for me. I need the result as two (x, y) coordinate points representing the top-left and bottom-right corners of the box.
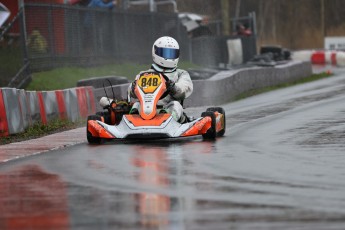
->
(152, 36), (180, 69)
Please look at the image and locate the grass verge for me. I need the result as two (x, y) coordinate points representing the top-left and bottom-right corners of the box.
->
(26, 61), (199, 91)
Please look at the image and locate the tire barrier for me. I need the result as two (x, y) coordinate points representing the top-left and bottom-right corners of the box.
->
(0, 88), (25, 135)
(335, 51), (345, 66)
(85, 87), (96, 115)
(76, 76), (129, 89)
(76, 87), (88, 119)
(37, 92), (47, 125)
(76, 87), (96, 119)
(0, 89), (9, 137)
(26, 91), (42, 124)
(0, 86), (96, 136)
(55, 90), (67, 120)
(63, 88), (79, 123)
(292, 50), (345, 66)
(260, 45), (291, 61)
(63, 87), (96, 123)
(42, 91), (62, 123)
(18, 89), (31, 130)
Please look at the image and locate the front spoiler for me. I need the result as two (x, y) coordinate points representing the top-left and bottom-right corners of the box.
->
(87, 114), (212, 139)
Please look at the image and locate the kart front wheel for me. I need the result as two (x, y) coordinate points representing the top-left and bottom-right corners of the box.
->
(201, 111), (216, 139)
(87, 115), (102, 144)
(206, 107), (226, 137)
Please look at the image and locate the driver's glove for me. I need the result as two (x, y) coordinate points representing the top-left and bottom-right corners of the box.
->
(166, 80), (176, 95)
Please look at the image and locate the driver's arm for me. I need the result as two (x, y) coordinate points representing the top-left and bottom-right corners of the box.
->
(128, 74), (140, 99)
(171, 70), (193, 100)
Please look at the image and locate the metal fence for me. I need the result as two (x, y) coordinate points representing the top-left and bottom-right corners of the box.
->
(0, 9), (31, 88)
(191, 35), (257, 67)
(1, 3), (258, 88)
(24, 3), (257, 70)
(24, 3), (188, 71)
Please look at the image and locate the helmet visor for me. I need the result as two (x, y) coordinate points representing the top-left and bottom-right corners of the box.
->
(154, 45), (180, 59)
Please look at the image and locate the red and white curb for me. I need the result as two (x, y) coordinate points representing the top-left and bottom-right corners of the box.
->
(0, 127), (85, 163)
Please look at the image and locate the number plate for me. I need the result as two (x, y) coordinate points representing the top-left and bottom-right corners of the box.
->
(137, 73), (162, 94)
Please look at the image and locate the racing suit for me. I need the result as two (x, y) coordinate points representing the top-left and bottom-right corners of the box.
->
(128, 64), (193, 122)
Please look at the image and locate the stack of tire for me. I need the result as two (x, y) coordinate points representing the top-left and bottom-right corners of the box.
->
(77, 76), (129, 89)
(248, 45), (291, 66)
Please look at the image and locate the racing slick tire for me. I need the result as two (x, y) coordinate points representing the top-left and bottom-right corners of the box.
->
(87, 115), (102, 144)
(96, 111), (111, 124)
(201, 111), (216, 139)
(206, 107), (226, 137)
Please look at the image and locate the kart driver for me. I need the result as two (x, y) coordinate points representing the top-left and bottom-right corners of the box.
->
(128, 36), (193, 123)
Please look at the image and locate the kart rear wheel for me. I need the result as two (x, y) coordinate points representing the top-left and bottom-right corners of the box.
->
(201, 111), (216, 139)
(206, 107), (226, 137)
(87, 115), (102, 144)
(96, 111), (111, 124)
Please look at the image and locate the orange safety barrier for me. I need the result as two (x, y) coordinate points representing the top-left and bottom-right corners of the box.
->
(55, 90), (67, 120)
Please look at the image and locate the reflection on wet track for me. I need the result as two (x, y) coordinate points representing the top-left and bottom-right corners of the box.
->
(1, 70), (345, 229)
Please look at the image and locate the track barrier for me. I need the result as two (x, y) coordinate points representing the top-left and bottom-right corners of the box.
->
(0, 86), (96, 136)
(63, 88), (79, 123)
(42, 91), (61, 122)
(336, 51), (345, 66)
(293, 50), (345, 66)
(1, 88), (25, 135)
(18, 89), (31, 129)
(26, 91), (42, 124)
(85, 86), (96, 115)
(37, 92), (47, 125)
(311, 51), (326, 64)
(0, 89), (9, 137)
(76, 87), (88, 119)
(55, 90), (67, 120)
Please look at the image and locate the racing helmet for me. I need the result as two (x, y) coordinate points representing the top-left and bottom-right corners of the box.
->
(152, 36), (180, 69)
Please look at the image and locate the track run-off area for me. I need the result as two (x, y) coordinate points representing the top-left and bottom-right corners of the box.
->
(1, 67), (345, 230)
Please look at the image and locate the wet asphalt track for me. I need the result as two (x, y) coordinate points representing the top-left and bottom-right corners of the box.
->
(1, 68), (345, 230)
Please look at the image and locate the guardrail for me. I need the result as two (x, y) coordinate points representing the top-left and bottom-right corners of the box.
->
(0, 86), (95, 136)
(292, 50), (345, 66)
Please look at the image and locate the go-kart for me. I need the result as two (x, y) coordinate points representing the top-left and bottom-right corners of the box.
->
(87, 71), (226, 144)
